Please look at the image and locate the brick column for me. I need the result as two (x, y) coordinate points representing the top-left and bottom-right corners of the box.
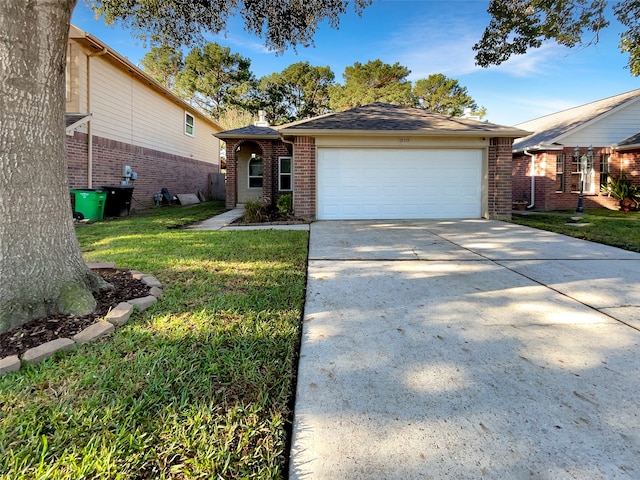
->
(293, 136), (316, 219)
(489, 137), (514, 220)
(225, 140), (238, 209)
(262, 141), (274, 207)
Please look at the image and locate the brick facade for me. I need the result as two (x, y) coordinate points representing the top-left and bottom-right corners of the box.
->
(66, 132), (218, 209)
(292, 136), (316, 219)
(224, 134), (516, 221)
(488, 137), (515, 220)
(512, 146), (639, 211)
(224, 138), (292, 209)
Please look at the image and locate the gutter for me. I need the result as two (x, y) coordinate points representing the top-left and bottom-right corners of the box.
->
(524, 149), (535, 209)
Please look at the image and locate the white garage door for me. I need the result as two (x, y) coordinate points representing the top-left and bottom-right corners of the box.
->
(317, 148), (483, 220)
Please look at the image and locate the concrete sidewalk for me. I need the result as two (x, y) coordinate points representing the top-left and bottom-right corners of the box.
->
(187, 208), (245, 230)
(290, 220), (640, 479)
(186, 208), (310, 231)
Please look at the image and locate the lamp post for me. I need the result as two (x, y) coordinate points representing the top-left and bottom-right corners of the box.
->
(575, 146), (593, 214)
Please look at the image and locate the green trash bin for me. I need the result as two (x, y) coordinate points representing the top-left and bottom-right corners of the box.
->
(70, 189), (107, 222)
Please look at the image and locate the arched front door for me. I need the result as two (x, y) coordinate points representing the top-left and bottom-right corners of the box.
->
(237, 144), (263, 203)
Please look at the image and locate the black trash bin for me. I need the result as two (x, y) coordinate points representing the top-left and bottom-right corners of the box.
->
(102, 185), (134, 217)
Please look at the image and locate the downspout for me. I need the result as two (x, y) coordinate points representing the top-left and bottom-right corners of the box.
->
(524, 149), (535, 209)
(86, 47), (108, 188)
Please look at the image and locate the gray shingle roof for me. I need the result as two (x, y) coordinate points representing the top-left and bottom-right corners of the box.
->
(65, 113), (91, 134)
(616, 131), (640, 149)
(215, 125), (280, 139)
(66, 113), (91, 128)
(513, 89), (640, 151)
(279, 103), (527, 137)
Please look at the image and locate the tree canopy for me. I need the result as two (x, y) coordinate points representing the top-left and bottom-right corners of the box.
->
(140, 45), (183, 89)
(413, 74), (481, 117)
(329, 60), (413, 111)
(474, 0), (640, 76)
(173, 43), (253, 119)
(254, 62), (335, 124)
(93, 0), (373, 53)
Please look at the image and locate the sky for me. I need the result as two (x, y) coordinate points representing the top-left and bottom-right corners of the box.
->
(71, 0), (639, 126)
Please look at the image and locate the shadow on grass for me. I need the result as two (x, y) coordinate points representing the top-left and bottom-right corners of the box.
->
(1, 214), (309, 479)
(0, 299), (301, 478)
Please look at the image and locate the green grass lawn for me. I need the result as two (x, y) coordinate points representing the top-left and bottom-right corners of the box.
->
(0, 202), (309, 479)
(510, 209), (640, 252)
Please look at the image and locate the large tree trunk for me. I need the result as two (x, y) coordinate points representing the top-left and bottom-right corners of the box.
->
(0, 0), (108, 334)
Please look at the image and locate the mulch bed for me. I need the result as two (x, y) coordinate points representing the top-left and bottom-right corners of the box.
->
(232, 210), (309, 226)
(0, 269), (149, 358)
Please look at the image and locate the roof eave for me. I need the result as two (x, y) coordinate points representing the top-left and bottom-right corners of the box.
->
(215, 133), (281, 140)
(512, 143), (566, 153)
(279, 128), (531, 138)
(65, 113), (92, 135)
(614, 143), (640, 151)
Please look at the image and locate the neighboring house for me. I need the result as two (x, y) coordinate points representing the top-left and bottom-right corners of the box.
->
(65, 25), (222, 209)
(512, 89), (640, 211)
(217, 103), (528, 220)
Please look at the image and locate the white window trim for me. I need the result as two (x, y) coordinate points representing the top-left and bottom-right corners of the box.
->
(248, 155), (263, 189)
(555, 154), (565, 193)
(184, 112), (195, 137)
(278, 156), (293, 191)
(571, 155), (595, 194)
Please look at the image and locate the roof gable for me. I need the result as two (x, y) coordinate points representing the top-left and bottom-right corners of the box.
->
(513, 89), (640, 151)
(279, 103), (527, 137)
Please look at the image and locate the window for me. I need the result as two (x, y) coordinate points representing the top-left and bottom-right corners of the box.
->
(185, 112), (194, 136)
(279, 156), (292, 191)
(600, 154), (611, 190)
(555, 154), (565, 192)
(571, 151), (594, 193)
(249, 155), (263, 188)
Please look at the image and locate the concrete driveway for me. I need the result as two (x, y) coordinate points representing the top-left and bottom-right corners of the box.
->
(289, 220), (640, 479)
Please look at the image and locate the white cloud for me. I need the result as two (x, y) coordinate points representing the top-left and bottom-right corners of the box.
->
(491, 43), (567, 78)
(206, 30), (273, 55)
(383, 9), (567, 81)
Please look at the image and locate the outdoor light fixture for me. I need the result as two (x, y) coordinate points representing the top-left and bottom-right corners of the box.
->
(574, 145), (594, 213)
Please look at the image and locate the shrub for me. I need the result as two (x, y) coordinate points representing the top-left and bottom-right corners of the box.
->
(601, 171), (640, 210)
(243, 200), (266, 223)
(277, 194), (293, 217)
(602, 171), (632, 201)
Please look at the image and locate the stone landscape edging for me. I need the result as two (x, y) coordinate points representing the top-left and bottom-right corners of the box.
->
(0, 263), (162, 376)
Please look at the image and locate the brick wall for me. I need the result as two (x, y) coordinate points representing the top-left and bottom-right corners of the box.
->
(488, 137), (514, 219)
(225, 139), (239, 209)
(224, 138), (292, 209)
(66, 132), (218, 209)
(292, 136), (316, 219)
(512, 147), (631, 211)
(66, 132), (89, 187)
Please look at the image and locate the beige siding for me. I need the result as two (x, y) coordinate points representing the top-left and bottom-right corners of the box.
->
(562, 100), (640, 147)
(315, 135), (490, 149)
(65, 41), (85, 115)
(66, 39), (219, 165)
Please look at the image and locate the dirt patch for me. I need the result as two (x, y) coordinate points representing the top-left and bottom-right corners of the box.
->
(0, 270), (149, 358)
